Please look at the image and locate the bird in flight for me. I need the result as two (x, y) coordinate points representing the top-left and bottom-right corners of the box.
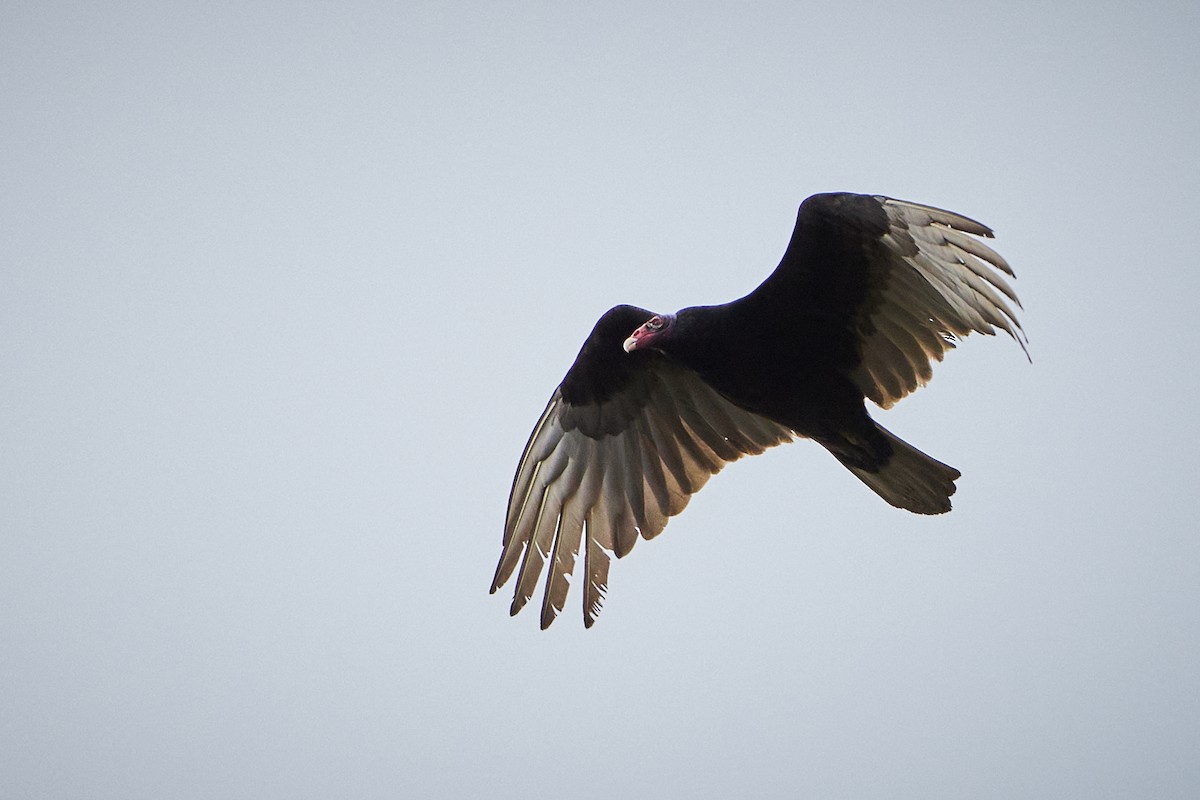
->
(491, 192), (1027, 629)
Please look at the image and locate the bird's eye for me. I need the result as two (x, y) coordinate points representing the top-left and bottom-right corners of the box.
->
(646, 317), (663, 331)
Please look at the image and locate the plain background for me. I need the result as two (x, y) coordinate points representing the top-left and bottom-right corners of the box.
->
(3, 2), (1198, 798)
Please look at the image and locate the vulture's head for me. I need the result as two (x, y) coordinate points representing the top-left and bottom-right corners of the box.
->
(622, 313), (677, 354)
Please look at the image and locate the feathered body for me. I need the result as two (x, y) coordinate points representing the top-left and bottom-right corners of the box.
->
(493, 193), (1027, 628)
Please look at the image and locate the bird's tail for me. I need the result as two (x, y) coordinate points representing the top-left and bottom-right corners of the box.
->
(833, 423), (961, 515)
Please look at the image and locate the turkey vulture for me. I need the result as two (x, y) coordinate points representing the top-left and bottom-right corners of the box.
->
(491, 192), (1027, 628)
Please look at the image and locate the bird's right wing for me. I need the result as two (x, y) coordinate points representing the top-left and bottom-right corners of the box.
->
(491, 305), (793, 629)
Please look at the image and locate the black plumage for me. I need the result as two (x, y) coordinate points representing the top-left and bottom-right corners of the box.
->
(492, 193), (1027, 628)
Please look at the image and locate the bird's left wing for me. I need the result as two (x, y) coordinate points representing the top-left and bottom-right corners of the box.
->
(491, 305), (793, 629)
(852, 197), (1029, 408)
(756, 193), (1028, 410)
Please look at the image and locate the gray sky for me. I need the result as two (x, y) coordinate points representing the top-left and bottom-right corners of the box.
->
(3, 1), (1199, 798)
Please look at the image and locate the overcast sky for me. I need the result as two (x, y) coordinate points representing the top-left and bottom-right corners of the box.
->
(3, 1), (1199, 798)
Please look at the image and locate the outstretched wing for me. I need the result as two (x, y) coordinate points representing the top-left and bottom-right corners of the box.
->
(756, 193), (1027, 409)
(491, 305), (793, 629)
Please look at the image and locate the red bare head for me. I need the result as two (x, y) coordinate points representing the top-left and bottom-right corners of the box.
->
(623, 314), (676, 353)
